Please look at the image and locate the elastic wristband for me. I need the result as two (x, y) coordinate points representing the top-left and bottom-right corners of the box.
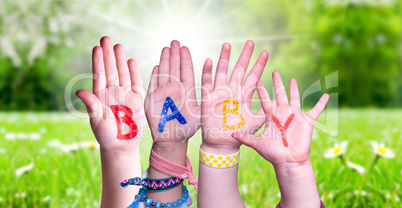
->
(199, 148), (240, 168)
(149, 150), (198, 191)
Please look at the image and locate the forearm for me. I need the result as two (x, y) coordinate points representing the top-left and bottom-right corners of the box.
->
(197, 143), (245, 208)
(274, 159), (321, 208)
(146, 142), (188, 203)
(100, 148), (141, 208)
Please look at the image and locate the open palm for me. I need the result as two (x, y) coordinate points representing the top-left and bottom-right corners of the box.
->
(76, 37), (146, 152)
(144, 41), (200, 144)
(232, 71), (329, 165)
(201, 41), (269, 152)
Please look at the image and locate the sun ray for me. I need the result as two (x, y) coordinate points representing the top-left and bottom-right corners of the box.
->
(192, 4), (245, 35)
(71, 2), (159, 39)
(179, 0), (187, 23)
(184, 0), (213, 34)
(136, 0), (163, 28)
(162, 0), (173, 27)
(189, 34), (313, 46)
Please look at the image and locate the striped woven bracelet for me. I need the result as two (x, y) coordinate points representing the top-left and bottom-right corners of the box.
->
(121, 176), (183, 192)
(199, 148), (240, 168)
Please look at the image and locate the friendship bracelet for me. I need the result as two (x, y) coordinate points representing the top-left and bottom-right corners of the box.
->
(121, 176), (184, 192)
(149, 150), (198, 191)
(199, 148), (240, 168)
(127, 185), (191, 208)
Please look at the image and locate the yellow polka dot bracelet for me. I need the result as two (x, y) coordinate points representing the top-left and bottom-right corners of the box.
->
(199, 148), (240, 168)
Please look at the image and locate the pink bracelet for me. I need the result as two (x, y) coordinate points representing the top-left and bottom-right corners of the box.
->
(276, 200), (325, 208)
(149, 149), (198, 191)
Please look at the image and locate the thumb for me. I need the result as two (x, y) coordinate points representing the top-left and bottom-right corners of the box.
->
(75, 89), (103, 118)
(231, 132), (259, 150)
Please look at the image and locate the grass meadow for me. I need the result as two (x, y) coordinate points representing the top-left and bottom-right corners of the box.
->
(0, 109), (401, 207)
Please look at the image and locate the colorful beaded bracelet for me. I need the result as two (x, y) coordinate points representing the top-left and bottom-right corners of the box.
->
(121, 176), (183, 192)
(127, 185), (190, 208)
(199, 148), (240, 168)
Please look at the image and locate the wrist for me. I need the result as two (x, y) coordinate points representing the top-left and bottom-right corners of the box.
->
(100, 147), (140, 160)
(200, 143), (240, 155)
(274, 159), (321, 208)
(273, 158), (313, 178)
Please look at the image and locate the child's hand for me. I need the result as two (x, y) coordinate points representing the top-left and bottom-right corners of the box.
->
(232, 71), (329, 166)
(76, 37), (146, 152)
(200, 41), (269, 154)
(232, 71), (327, 208)
(144, 40), (200, 149)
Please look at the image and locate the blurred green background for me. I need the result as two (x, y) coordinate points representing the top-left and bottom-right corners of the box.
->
(1, 0), (401, 207)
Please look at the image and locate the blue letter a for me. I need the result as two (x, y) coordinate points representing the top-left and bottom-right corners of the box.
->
(158, 97), (187, 132)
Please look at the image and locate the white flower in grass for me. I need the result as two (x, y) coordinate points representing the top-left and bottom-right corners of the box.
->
(43, 196), (51, 202)
(39, 127), (47, 134)
(15, 163), (34, 177)
(17, 133), (29, 140)
(240, 184), (248, 194)
(346, 161), (365, 175)
(385, 192), (391, 199)
(48, 139), (62, 147)
(354, 190), (367, 196)
(5, 132), (16, 140)
(78, 141), (99, 150)
(14, 192), (26, 198)
(29, 133), (41, 140)
(395, 194), (400, 202)
(324, 141), (348, 158)
(40, 148), (47, 154)
(68, 143), (80, 152)
(49, 139), (72, 153)
(370, 141), (395, 158)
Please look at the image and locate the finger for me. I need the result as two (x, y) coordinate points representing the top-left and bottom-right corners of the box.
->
(158, 47), (170, 85)
(289, 78), (301, 109)
(228, 40), (254, 85)
(242, 50), (269, 89)
(92, 46), (106, 96)
(113, 44), (131, 87)
(256, 81), (272, 116)
(272, 70), (289, 106)
(306, 93), (329, 120)
(202, 59), (214, 99)
(170, 40), (181, 81)
(76, 89), (103, 118)
(243, 51), (269, 104)
(231, 132), (259, 150)
(100, 36), (119, 86)
(214, 43), (231, 88)
(180, 46), (195, 89)
(147, 66), (159, 94)
(127, 59), (143, 92)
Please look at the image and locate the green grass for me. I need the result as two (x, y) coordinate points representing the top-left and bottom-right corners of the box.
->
(0, 110), (401, 207)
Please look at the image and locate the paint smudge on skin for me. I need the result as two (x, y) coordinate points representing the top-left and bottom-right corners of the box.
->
(222, 99), (245, 130)
(110, 105), (138, 140)
(272, 113), (295, 147)
(158, 97), (187, 132)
